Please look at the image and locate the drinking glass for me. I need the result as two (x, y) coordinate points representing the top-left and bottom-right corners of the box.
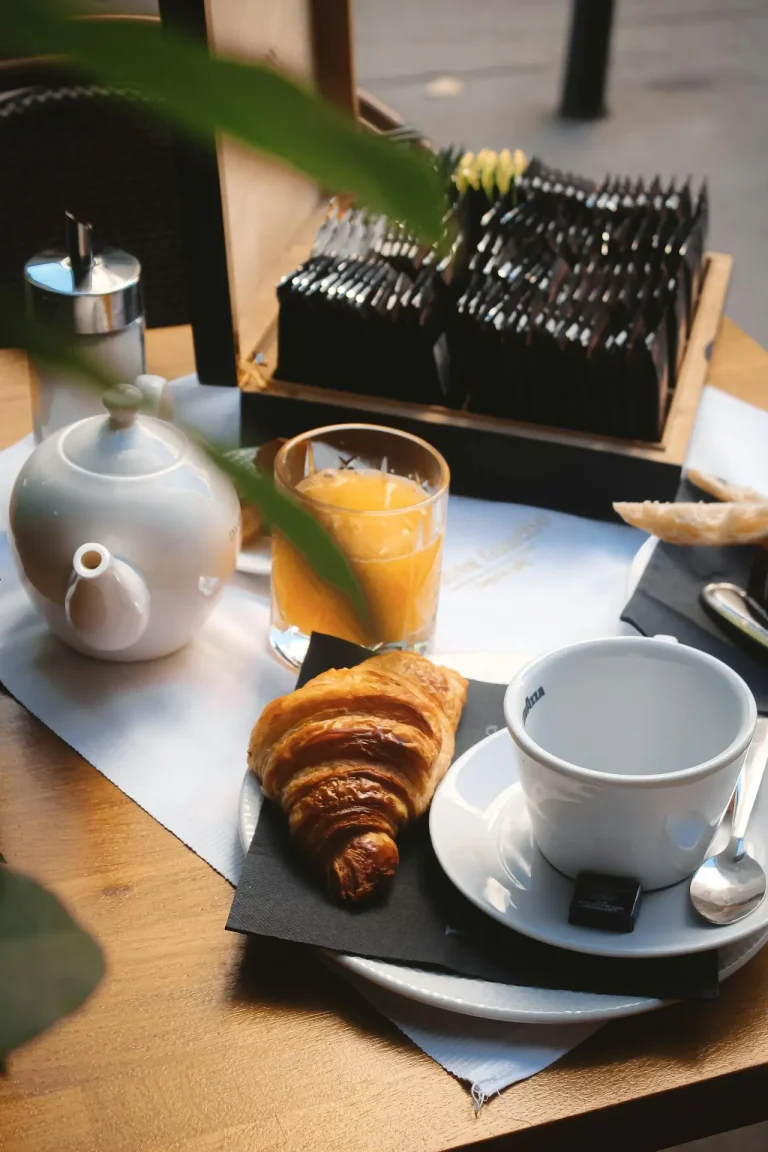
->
(270, 423), (449, 666)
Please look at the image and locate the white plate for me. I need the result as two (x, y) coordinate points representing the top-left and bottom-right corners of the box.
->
(236, 536), (272, 577)
(626, 535), (657, 598)
(430, 726), (768, 959)
(237, 650), (768, 1022)
(238, 769), (768, 1022)
(234, 529), (656, 604)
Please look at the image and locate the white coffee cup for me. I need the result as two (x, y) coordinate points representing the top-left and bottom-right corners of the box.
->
(504, 636), (757, 890)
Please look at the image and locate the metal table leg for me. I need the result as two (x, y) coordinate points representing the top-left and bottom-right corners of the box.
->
(559, 0), (615, 120)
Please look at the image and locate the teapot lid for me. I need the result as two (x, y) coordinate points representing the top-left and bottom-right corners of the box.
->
(60, 384), (187, 477)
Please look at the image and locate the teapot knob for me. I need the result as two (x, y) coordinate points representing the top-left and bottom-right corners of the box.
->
(103, 382), (143, 430)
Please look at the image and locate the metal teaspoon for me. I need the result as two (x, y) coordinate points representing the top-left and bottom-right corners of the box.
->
(690, 720), (768, 926)
(701, 582), (768, 655)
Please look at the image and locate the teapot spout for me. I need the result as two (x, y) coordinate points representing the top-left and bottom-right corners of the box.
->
(66, 543), (150, 654)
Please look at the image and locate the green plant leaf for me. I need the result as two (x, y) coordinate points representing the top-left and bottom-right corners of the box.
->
(0, 298), (369, 624)
(0, 293), (119, 394)
(2, 2), (445, 244)
(205, 440), (369, 625)
(0, 868), (104, 1059)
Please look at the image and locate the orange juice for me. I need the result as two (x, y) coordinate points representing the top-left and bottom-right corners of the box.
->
(271, 467), (445, 648)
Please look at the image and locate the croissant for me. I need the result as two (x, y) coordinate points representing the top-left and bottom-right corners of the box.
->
(248, 651), (468, 902)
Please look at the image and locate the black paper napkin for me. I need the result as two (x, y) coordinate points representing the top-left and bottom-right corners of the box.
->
(227, 633), (719, 1001)
(622, 479), (768, 713)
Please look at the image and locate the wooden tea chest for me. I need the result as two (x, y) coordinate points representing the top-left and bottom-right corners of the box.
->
(163, 0), (732, 520)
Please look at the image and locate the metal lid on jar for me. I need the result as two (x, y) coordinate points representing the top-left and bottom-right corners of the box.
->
(24, 213), (143, 334)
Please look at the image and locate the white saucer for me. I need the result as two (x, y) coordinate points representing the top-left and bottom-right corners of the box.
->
(236, 536), (272, 577)
(430, 726), (768, 959)
(238, 770), (768, 1022)
(237, 650), (768, 1022)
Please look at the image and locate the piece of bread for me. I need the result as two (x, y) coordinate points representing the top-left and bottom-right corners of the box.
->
(230, 438), (286, 546)
(248, 652), (468, 902)
(240, 504), (263, 547)
(613, 500), (768, 545)
(686, 469), (768, 505)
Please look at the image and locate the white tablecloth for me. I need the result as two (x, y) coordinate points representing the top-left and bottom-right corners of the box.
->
(1, 381), (762, 1104)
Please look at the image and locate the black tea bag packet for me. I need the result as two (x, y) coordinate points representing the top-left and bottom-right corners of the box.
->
(273, 157), (708, 441)
(228, 633), (720, 1001)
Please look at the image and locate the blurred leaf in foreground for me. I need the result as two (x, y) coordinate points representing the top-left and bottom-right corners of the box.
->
(0, 293), (118, 394)
(2, 1), (445, 245)
(0, 867), (105, 1060)
(208, 441), (369, 626)
(0, 294), (369, 623)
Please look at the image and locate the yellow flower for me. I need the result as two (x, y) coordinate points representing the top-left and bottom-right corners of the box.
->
(465, 156), (481, 191)
(454, 151), (475, 195)
(512, 148), (528, 178)
(477, 149), (498, 198)
(454, 146), (527, 196)
(496, 149), (514, 195)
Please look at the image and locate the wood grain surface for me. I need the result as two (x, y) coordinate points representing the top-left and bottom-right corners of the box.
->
(2, 322), (768, 1152)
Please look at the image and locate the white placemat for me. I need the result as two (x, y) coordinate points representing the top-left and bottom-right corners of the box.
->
(0, 514), (600, 1101)
(1, 380), (756, 1103)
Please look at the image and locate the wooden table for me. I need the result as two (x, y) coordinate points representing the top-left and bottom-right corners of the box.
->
(2, 321), (768, 1152)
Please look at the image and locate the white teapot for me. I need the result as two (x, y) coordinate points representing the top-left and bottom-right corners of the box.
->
(9, 384), (241, 661)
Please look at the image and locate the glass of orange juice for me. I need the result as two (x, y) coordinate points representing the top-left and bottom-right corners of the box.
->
(270, 424), (449, 666)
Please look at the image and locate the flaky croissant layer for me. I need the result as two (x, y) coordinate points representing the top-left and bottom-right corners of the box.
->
(248, 651), (468, 902)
